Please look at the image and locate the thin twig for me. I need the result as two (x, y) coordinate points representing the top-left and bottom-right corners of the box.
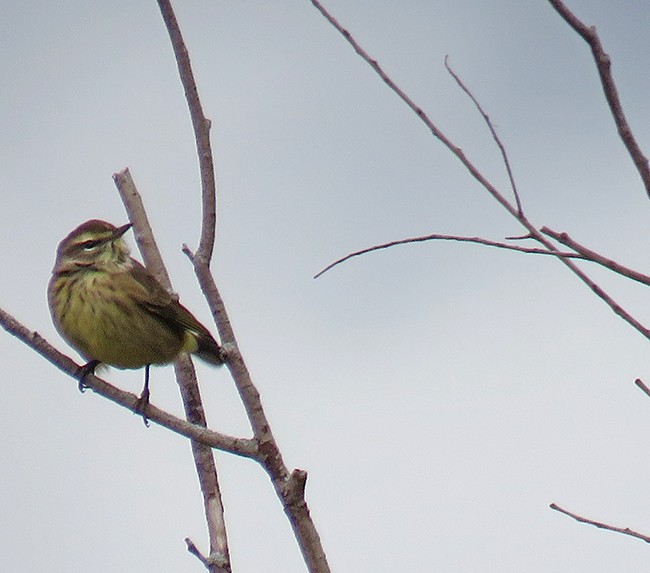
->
(186, 537), (229, 569)
(550, 503), (650, 543)
(157, 0), (217, 259)
(634, 378), (650, 399)
(114, 167), (231, 572)
(547, 0), (650, 198)
(310, 0), (521, 220)
(0, 306), (257, 458)
(541, 227), (650, 286)
(310, 0), (650, 341)
(444, 56), (523, 216)
(186, 538), (211, 568)
(315, 233), (583, 278)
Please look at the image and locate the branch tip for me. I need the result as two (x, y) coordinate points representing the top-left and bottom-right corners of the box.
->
(550, 502), (650, 543)
(444, 56), (523, 214)
(634, 378), (650, 399)
(315, 233), (584, 277)
(182, 243), (195, 261)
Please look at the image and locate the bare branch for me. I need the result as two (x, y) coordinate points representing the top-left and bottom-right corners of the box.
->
(311, 0), (650, 342)
(547, 0), (650, 198)
(174, 358), (231, 571)
(186, 538), (211, 568)
(284, 469), (309, 506)
(186, 538), (229, 570)
(564, 266), (650, 338)
(314, 233), (584, 278)
(541, 227), (650, 286)
(113, 169), (173, 286)
(155, 1), (330, 570)
(114, 168), (231, 572)
(550, 503), (650, 544)
(157, 0), (217, 259)
(0, 306), (257, 459)
(634, 378), (650, 400)
(309, 0), (520, 221)
(444, 56), (523, 216)
(185, 244), (332, 573)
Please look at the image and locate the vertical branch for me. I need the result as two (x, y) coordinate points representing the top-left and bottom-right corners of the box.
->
(155, 1), (331, 571)
(157, 0), (217, 259)
(175, 358), (230, 563)
(114, 169), (231, 573)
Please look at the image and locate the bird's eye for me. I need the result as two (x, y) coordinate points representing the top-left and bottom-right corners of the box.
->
(80, 240), (100, 251)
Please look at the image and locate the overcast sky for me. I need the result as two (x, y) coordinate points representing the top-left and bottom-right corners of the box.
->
(2, 1), (650, 571)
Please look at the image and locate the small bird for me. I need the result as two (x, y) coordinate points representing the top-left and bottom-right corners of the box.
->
(48, 219), (224, 418)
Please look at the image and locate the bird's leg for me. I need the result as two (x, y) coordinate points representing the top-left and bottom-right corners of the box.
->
(76, 359), (101, 393)
(134, 364), (151, 427)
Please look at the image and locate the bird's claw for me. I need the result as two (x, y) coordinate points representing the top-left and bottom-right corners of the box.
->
(76, 360), (100, 393)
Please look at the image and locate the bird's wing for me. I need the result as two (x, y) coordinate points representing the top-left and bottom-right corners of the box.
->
(122, 260), (215, 340)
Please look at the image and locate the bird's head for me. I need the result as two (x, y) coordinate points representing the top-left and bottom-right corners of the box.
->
(53, 219), (133, 274)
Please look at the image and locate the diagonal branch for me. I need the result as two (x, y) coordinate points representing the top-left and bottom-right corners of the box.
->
(311, 0), (538, 233)
(310, 0), (650, 342)
(157, 0), (217, 260)
(0, 306), (257, 459)
(547, 0), (650, 198)
(550, 503), (650, 544)
(114, 167), (231, 572)
(541, 227), (650, 286)
(314, 233), (584, 278)
(113, 169), (172, 282)
(183, 245), (332, 573)
(634, 378), (650, 400)
(310, 0), (521, 221)
(444, 56), (523, 216)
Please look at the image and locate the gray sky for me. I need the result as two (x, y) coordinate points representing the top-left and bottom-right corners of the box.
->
(2, 1), (650, 571)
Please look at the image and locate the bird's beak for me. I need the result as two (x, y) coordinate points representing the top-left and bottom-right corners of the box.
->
(113, 223), (132, 240)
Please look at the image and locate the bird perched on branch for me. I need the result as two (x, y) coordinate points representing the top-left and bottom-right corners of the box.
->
(48, 219), (224, 420)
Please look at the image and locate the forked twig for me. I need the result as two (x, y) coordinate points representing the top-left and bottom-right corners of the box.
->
(315, 233), (583, 278)
(157, 1), (330, 571)
(444, 56), (523, 216)
(186, 537), (229, 569)
(542, 227), (650, 286)
(186, 538), (211, 568)
(310, 0), (650, 342)
(309, 0), (518, 219)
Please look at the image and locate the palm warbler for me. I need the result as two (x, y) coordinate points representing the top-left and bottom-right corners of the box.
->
(48, 219), (224, 410)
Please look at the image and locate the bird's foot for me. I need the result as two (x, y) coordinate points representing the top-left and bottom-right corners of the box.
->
(76, 360), (100, 392)
(134, 386), (151, 427)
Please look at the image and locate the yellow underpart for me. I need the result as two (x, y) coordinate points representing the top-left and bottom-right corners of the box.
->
(51, 270), (197, 369)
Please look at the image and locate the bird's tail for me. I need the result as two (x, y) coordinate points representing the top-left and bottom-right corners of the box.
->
(195, 332), (225, 366)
